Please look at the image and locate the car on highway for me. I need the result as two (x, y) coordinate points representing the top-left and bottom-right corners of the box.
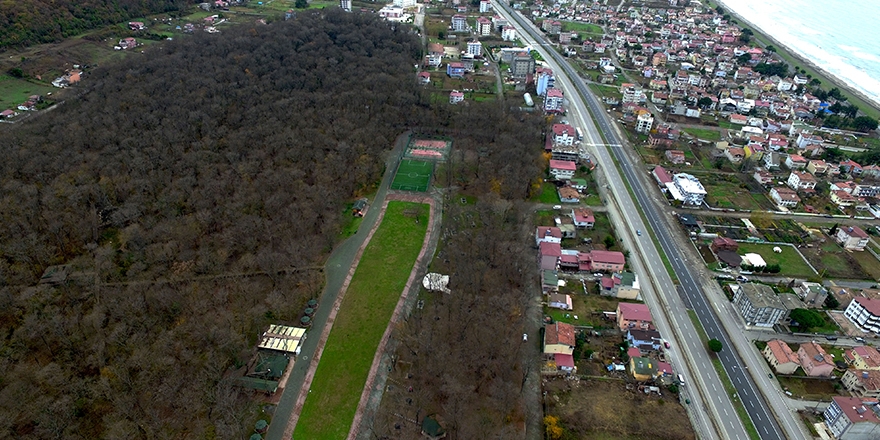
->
(637, 229), (642, 236)
(825, 335), (838, 341)
(663, 340), (670, 349)
(768, 373), (773, 379)
(677, 374), (685, 386)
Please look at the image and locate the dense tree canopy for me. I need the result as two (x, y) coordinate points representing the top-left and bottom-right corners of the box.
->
(0, 9), (546, 438)
(0, 0), (192, 48)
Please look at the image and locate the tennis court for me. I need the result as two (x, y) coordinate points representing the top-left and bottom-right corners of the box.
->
(391, 159), (433, 192)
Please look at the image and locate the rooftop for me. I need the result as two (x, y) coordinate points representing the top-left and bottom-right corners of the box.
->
(618, 302), (653, 323)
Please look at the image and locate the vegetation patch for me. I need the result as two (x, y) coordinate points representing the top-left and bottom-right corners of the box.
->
(294, 201), (429, 439)
(736, 243), (816, 277)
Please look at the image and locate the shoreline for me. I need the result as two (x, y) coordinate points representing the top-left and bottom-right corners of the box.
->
(712, 0), (880, 119)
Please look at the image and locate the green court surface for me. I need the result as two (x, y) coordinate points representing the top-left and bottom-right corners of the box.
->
(390, 159), (433, 192)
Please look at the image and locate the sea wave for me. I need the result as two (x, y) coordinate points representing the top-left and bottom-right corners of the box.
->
(716, 0), (880, 107)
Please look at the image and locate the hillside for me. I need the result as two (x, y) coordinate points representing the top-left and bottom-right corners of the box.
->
(0, 0), (193, 48)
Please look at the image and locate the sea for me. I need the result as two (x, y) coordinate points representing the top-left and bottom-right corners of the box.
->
(715, 0), (880, 109)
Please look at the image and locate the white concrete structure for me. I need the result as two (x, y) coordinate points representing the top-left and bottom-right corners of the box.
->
(845, 297), (880, 335)
(672, 173), (707, 206)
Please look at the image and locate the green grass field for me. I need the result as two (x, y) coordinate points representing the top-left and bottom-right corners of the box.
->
(293, 201), (429, 440)
(736, 243), (817, 277)
(531, 181), (561, 204)
(560, 21), (603, 35)
(683, 127), (722, 142)
(391, 160), (433, 192)
(0, 75), (55, 110)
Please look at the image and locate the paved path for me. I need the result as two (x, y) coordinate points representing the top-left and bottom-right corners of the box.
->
(265, 131), (411, 440)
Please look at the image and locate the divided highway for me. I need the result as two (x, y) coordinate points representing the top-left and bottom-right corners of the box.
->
(495, 4), (803, 440)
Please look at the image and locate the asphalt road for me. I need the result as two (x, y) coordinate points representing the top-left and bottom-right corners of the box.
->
(496, 5), (804, 440)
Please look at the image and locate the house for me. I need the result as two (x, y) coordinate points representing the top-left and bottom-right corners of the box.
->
(807, 159), (829, 175)
(571, 208), (595, 228)
(753, 169), (774, 185)
(548, 293), (573, 311)
(845, 297), (880, 335)
(711, 237), (739, 253)
(725, 147), (745, 163)
(541, 270), (558, 293)
(446, 62), (465, 78)
(600, 271), (640, 299)
(762, 339), (801, 374)
(544, 88), (564, 113)
(837, 226), (869, 251)
(763, 152), (782, 170)
(672, 173), (707, 206)
(352, 198), (368, 216)
(785, 154), (808, 170)
(551, 124), (577, 146)
(832, 190), (860, 208)
(535, 226), (562, 246)
(449, 90), (464, 104)
(539, 241), (561, 270)
(732, 283), (786, 327)
(635, 112), (654, 133)
(117, 37), (137, 50)
(617, 302), (653, 331)
(770, 187), (800, 208)
(653, 165), (673, 186)
(665, 150), (685, 164)
(627, 329), (662, 352)
(549, 160), (577, 180)
(128, 21), (146, 31)
(543, 322), (575, 355)
(501, 26), (517, 41)
(729, 113), (748, 125)
(797, 341), (835, 377)
(796, 281), (828, 308)
(558, 187), (580, 203)
(0, 109), (15, 118)
(846, 346), (880, 371)
(840, 159), (864, 176)
(823, 396), (880, 440)
(581, 250), (625, 273)
(786, 171), (817, 191)
(418, 72), (431, 84)
(842, 370), (880, 399)
(630, 357), (658, 381)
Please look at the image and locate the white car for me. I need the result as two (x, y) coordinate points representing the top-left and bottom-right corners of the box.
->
(522, 333), (528, 342)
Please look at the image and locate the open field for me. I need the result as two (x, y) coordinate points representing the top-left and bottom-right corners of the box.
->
(799, 240), (875, 280)
(293, 201), (429, 440)
(776, 376), (839, 401)
(0, 75), (56, 110)
(544, 292), (623, 328)
(532, 181), (561, 204)
(703, 183), (768, 211)
(544, 377), (695, 440)
(682, 127), (722, 142)
(736, 243), (816, 277)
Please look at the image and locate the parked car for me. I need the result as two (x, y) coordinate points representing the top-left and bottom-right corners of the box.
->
(736, 275), (749, 282)
(855, 337), (866, 343)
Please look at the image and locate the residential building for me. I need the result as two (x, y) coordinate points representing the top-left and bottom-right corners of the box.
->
(551, 145), (578, 163)
(753, 169), (774, 185)
(797, 341), (835, 377)
(511, 52), (535, 79)
(672, 173), (707, 206)
(451, 15), (467, 32)
(797, 281), (828, 308)
(339, 0), (351, 11)
(571, 208), (595, 229)
(449, 90), (464, 104)
(762, 339), (801, 374)
(807, 159), (829, 175)
(535, 67), (554, 96)
(823, 396), (880, 440)
(636, 112), (654, 133)
(837, 226), (869, 251)
(770, 187), (800, 208)
(732, 283), (786, 327)
(551, 123), (576, 146)
(621, 83), (644, 104)
(832, 190), (860, 208)
(841, 159), (864, 176)
(854, 184), (880, 198)
(763, 151), (782, 170)
(846, 346), (880, 371)
(479, 0), (491, 13)
(446, 62), (465, 78)
(787, 171), (817, 191)
(541, 269), (558, 293)
(117, 37), (137, 50)
(627, 329), (662, 352)
(466, 40), (482, 57)
(711, 237), (739, 253)
(842, 370), (880, 399)
(558, 186), (579, 203)
(785, 154), (808, 170)
(392, 0), (416, 7)
(617, 302), (653, 331)
(476, 16), (492, 36)
(845, 297), (880, 335)
(501, 25), (517, 41)
(630, 357), (659, 381)
(549, 160), (576, 180)
(725, 147), (745, 163)
(544, 88), (564, 113)
(605, 272), (640, 300)
(665, 150), (685, 164)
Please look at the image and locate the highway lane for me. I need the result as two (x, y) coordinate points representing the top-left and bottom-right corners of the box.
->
(494, 6), (740, 440)
(495, 4), (803, 439)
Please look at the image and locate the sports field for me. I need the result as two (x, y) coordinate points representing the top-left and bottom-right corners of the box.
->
(390, 159), (433, 192)
(293, 201), (429, 440)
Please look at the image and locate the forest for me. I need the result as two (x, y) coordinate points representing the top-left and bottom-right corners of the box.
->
(0, 0), (193, 48)
(0, 9), (545, 438)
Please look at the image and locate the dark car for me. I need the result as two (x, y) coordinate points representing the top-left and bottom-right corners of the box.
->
(825, 335), (838, 341)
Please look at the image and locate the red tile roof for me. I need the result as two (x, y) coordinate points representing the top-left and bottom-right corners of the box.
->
(545, 322), (575, 346)
(618, 302), (653, 323)
(549, 159), (577, 171)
